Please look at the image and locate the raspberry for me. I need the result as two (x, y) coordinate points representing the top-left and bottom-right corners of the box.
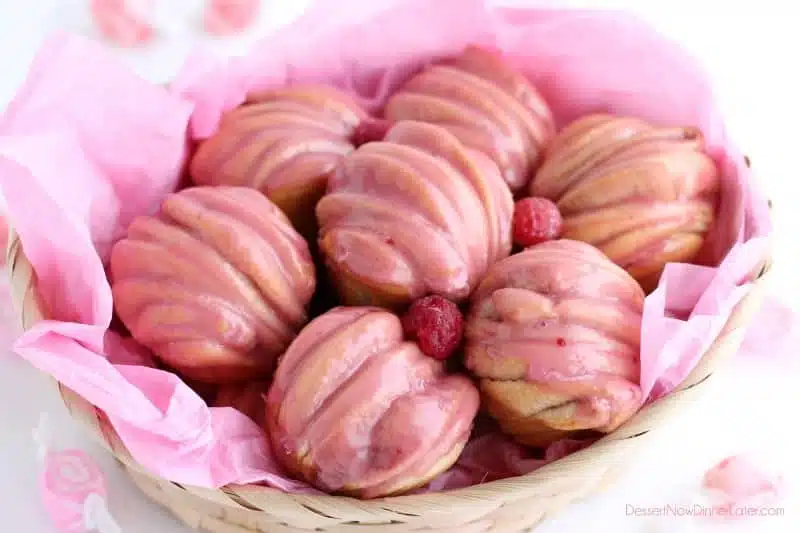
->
(512, 197), (563, 248)
(402, 295), (464, 361)
(351, 118), (393, 146)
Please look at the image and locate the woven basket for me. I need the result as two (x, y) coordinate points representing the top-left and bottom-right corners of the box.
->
(5, 220), (771, 532)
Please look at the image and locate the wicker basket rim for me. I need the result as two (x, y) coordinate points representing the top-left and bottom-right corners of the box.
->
(3, 224), (773, 510)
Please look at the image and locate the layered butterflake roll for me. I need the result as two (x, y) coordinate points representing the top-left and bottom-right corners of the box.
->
(266, 307), (480, 499)
(530, 114), (720, 292)
(316, 120), (514, 309)
(110, 186), (316, 383)
(190, 85), (370, 239)
(464, 239), (645, 446)
(384, 45), (556, 192)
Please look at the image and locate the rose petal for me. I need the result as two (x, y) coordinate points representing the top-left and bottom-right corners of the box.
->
(41, 450), (107, 533)
(89, 0), (155, 47)
(204, 0), (261, 36)
(702, 454), (786, 518)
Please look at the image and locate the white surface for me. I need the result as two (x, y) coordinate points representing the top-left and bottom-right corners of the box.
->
(0, 1), (798, 532)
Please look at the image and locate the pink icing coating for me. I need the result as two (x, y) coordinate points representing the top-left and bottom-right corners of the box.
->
(190, 86), (367, 237)
(110, 186), (316, 383)
(266, 306), (480, 499)
(465, 239), (644, 443)
(317, 120), (513, 304)
(530, 114), (720, 292)
(40, 449), (106, 533)
(384, 45), (555, 191)
(191, 85), (365, 192)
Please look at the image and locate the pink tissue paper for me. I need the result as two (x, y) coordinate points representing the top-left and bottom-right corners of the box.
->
(0, 0), (789, 490)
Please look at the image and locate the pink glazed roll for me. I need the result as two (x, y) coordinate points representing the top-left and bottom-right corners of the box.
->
(110, 186), (316, 384)
(266, 306), (480, 499)
(317, 120), (514, 309)
(190, 85), (371, 240)
(530, 114), (720, 293)
(464, 239), (645, 446)
(384, 45), (556, 192)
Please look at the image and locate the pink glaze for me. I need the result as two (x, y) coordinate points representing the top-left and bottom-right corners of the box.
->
(530, 114), (720, 292)
(465, 239), (644, 445)
(190, 85), (368, 236)
(40, 449), (106, 533)
(266, 306), (480, 499)
(110, 186), (316, 383)
(317, 120), (513, 305)
(384, 45), (555, 191)
(204, 0), (261, 36)
(89, 0), (155, 47)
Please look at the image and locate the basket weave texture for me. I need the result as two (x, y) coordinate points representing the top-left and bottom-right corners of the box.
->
(5, 225), (771, 533)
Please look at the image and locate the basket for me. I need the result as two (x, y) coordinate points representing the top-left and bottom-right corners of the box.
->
(5, 217), (772, 533)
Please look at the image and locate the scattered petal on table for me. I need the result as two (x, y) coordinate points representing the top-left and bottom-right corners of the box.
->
(739, 295), (799, 362)
(33, 413), (122, 533)
(41, 449), (107, 532)
(203, 0), (260, 36)
(89, 0), (155, 47)
(702, 454), (786, 520)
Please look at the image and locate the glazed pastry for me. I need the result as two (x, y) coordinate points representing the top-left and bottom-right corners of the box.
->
(189, 85), (372, 239)
(384, 45), (555, 192)
(530, 114), (720, 292)
(266, 306), (480, 499)
(464, 239), (644, 447)
(110, 186), (316, 384)
(316, 120), (514, 309)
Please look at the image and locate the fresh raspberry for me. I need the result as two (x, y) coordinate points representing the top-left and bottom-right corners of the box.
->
(351, 118), (393, 146)
(512, 197), (563, 248)
(402, 295), (464, 361)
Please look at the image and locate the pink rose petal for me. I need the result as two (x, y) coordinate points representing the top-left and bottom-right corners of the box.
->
(204, 0), (260, 36)
(702, 454), (786, 520)
(89, 0), (155, 47)
(40, 449), (107, 533)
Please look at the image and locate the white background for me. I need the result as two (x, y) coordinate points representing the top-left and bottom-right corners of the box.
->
(0, 1), (798, 532)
